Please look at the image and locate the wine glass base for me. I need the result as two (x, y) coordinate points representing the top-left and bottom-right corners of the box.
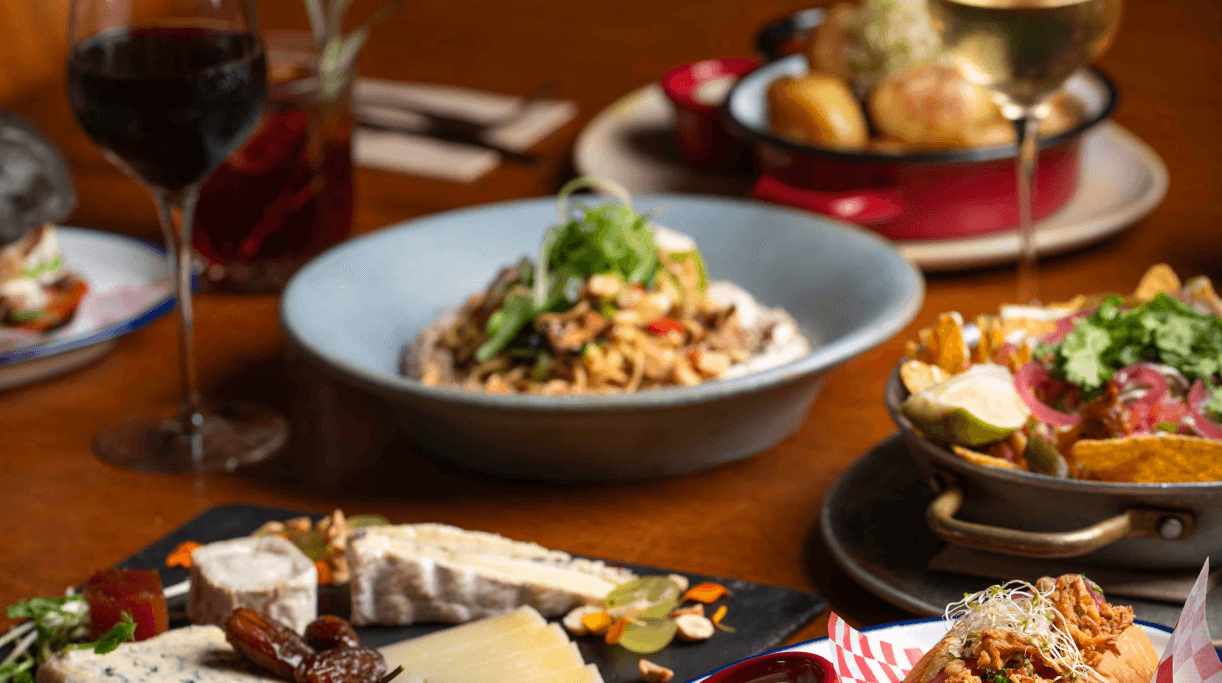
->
(93, 402), (289, 473)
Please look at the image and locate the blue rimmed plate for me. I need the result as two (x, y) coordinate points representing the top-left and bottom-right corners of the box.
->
(689, 618), (1174, 683)
(0, 227), (175, 390)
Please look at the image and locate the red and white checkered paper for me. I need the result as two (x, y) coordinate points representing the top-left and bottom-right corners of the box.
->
(828, 560), (1218, 683)
(828, 612), (925, 683)
(1152, 560), (1221, 683)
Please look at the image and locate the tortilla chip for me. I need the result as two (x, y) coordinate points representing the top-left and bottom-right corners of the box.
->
(904, 339), (921, 361)
(933, 312), (969, 374)
(900, 360), (949, 393)
(1073, 434), (1222, 483)
(952, 444), (1022, 471)
(974, 314), (1006, 365)
(1133, 264), (1182, 303)
(1183, 276), (1222, 316)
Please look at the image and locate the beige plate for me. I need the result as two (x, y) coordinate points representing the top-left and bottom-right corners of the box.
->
(574, 83), (1169, 272)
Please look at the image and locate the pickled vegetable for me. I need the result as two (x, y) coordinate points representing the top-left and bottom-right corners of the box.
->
(225, 608), (314, 680)
(605, 576), (681, 620)
(82, 568), (168, 642)
(617, 618), (679, 655)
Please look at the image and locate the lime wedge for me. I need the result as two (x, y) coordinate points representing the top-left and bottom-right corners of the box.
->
(901, 364), (1029, 447)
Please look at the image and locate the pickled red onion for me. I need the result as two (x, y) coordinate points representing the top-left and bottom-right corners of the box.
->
(1115, 363), (1169, 408)
(1015, 363), (1082, 427)
(1187, 381), (1222, 439)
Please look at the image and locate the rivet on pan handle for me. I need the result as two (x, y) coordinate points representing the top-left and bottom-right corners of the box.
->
(926, 482), (1196, 559)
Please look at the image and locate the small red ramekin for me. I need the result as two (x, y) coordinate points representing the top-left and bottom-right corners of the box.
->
(661, 57), (759, 170)
(703, 651), (838, 683)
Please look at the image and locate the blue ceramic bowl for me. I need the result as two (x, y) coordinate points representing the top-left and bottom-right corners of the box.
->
(280, 194), (923, 481)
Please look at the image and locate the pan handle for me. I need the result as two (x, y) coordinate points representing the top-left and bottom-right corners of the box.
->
(926, 482), (1196, 559)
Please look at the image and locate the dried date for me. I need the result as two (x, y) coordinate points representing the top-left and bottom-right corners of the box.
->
(294, 647), (388, 683)
(304, 615), (360, 651)
(225, 608), (315, 680)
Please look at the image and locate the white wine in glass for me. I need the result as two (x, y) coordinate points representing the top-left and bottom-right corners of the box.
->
(928, 0), (1122, 302)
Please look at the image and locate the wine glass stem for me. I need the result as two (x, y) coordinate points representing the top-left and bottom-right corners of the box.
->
(1014, 111), (1041, 305)
(152, 187), (205, 449)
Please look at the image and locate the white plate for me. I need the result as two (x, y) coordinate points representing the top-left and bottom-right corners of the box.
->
(0, 227), (174, 390)
(575, 84), (1168, 272)
(688, 618), (1173, 683)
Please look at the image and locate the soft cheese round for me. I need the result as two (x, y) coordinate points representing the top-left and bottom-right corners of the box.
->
(187, 535), (317, 633)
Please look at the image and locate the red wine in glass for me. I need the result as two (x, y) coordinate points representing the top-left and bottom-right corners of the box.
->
(67, 27), (267, 190)
(66, 0), (287, 473)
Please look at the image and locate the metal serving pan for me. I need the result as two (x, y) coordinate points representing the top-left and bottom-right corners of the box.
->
(884, 360), (1222, 571)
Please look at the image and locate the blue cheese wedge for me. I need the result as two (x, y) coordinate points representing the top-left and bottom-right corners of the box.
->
(347, 524), (635, 625)
(187, 536), (317, 633)
(35, 625), (278, 683)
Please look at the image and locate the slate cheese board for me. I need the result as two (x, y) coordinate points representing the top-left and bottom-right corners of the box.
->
(114, 503), (828, 683)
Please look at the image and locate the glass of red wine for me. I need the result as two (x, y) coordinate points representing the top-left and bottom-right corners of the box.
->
(66, 0), (288, 472)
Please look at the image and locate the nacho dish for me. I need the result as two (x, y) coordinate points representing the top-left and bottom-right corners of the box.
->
(768, 0), (1085, 153)
(905, 574), (1158, 683)
(901, 264), (1222, 483)
(0, 223), (87, 332)
(403, 178), (811, 395)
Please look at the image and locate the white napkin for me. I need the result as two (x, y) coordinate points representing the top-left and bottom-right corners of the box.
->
(352, 79), (578, 183)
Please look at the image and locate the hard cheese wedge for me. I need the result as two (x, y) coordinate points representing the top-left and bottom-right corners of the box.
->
(380, 606), (603, 683)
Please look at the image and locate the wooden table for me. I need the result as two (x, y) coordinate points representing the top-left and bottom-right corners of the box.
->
(3, 0), (1221, 655)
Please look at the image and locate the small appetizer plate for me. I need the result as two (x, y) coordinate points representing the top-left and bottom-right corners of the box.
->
(0, 227), (174, 391)
(688, 618), (1172, 683)
(574, 85), (1166, 272)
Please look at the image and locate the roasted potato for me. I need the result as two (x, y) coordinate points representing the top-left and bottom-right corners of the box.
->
(767, 73), (869, 149)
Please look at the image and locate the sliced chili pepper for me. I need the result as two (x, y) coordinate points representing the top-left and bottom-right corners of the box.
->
(645, 317), (685, 336)
(681, 582), (729, 604)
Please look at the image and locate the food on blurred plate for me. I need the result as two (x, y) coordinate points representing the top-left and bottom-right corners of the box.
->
(404, 178), (811, 395)
(767, 73), (869, 148)
(347, 523), (637, 625)
(187, 536), (319, 634)
(770, 0), (1084, 152)
(906, 575), (1158, 683)
(0, 223), (87, 331)
(902, 264), (1222, 483)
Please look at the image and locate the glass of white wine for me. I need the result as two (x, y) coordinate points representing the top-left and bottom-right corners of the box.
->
(928, 0), (1122, 303)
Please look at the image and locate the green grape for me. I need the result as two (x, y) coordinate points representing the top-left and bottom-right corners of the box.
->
(285, 529), (329, 560)
(618, 618), (678, 654)
(605, 576), (681, 619)
(346, 514), (391, 528)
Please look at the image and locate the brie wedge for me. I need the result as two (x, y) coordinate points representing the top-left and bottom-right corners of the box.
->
(187, 535), (317, 633)
(347, 524), (634, 625)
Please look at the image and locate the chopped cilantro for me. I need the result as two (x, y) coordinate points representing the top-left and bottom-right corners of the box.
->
(1040, 294), (1222, 399)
